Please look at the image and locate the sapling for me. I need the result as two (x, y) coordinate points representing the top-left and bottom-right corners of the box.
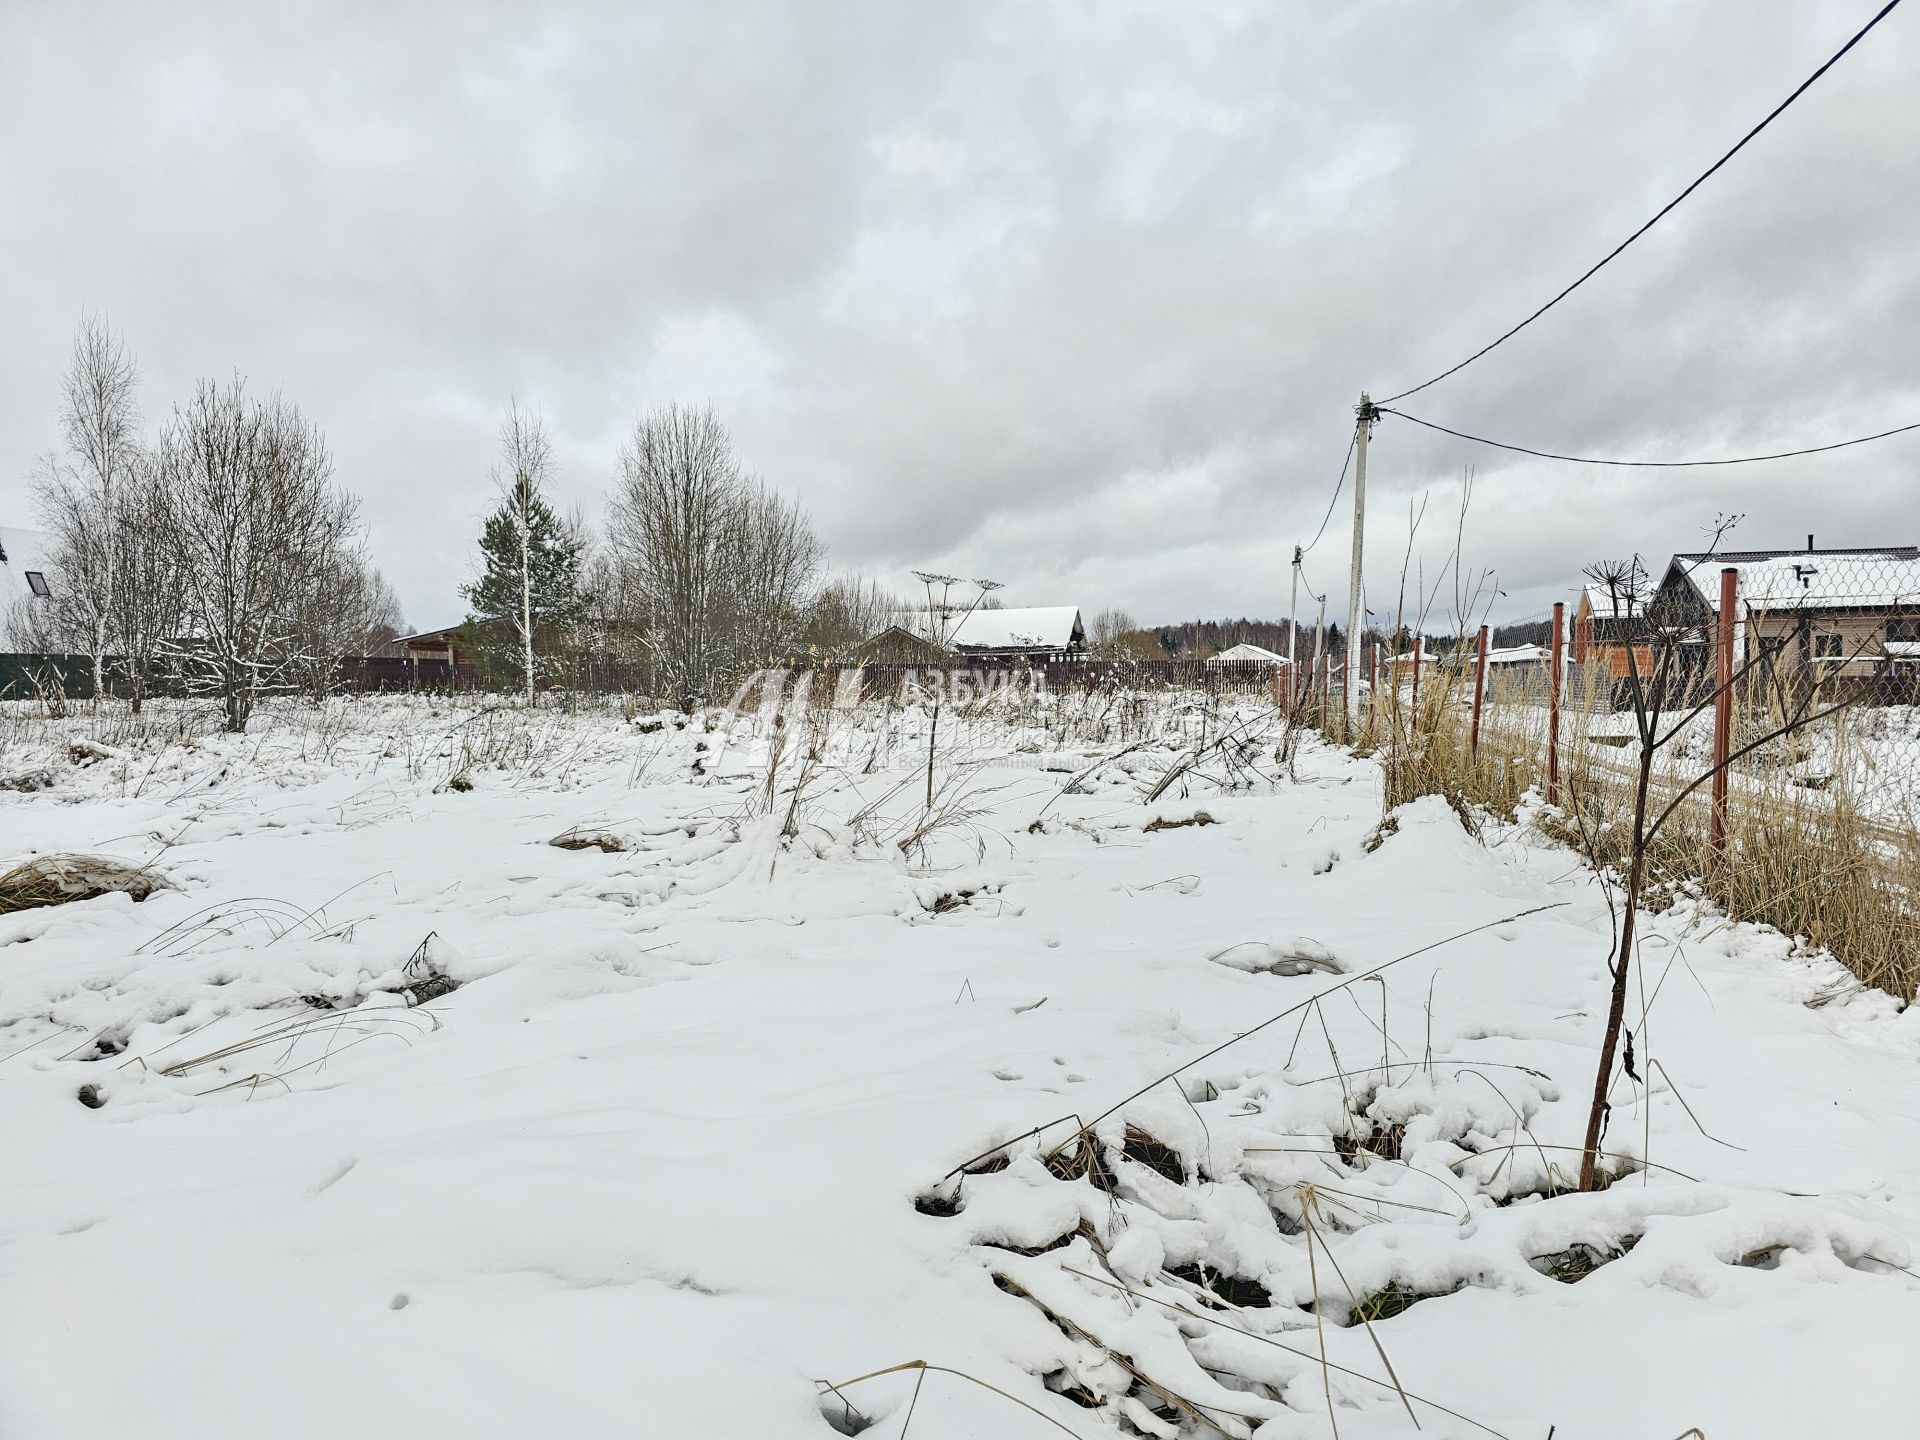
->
(1568, 554), (1860, 1191)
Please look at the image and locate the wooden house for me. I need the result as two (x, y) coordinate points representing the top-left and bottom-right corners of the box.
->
(1205, 642), (1290, 668)
(1645, 544), (1920, 696)
(1572, 580), (1652, 678)
(852, 625), (954, 667)
(944, 606), (1086, 661)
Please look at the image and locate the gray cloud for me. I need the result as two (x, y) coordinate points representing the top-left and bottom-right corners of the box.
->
(3, 0), (1914, 633)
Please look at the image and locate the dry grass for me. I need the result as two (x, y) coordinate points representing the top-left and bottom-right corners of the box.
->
(1371, 656), (1920, 997)
(0, 853), (168, 915)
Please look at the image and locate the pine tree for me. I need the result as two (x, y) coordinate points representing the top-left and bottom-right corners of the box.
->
(461, 408), (587, 696)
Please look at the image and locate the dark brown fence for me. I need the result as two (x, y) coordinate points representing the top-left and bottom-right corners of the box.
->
(0, 651), (1294, 703)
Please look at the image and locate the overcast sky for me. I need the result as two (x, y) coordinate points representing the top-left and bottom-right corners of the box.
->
(3, 0), (1914, 634)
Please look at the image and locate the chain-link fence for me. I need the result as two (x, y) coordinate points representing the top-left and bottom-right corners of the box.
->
(1358, 547), (1920, 996)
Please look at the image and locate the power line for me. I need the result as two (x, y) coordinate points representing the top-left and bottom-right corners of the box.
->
(1299, 430), (1358, 556)
(1381, 0), (1906, 405)
(1379, 405), (1920, 466)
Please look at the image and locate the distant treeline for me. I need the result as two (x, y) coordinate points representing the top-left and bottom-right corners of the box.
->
(1151, 618), (1344, 661)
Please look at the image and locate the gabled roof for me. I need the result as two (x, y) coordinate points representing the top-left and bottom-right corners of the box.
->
(1668, 547), (1920, 614)
(1206, 642), (1290, 666)
(1580, 580), (1643, 619)
(1485, 643), (1549, 665)
(853, 625), (952, 664)
(947, 606), (1084, 652)
(397, 623), (468, 645)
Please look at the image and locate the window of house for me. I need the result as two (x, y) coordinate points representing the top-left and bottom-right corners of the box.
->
(1812, 632), (1844, 659)
(23, 571), (50, 598)
(1888, 618), (1920, 643)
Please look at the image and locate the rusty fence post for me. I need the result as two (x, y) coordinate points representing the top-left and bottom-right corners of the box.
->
(1710, 566), (1737, 860)
(1469, 624), (1490, 756)
(1548, 600), (1565, 806)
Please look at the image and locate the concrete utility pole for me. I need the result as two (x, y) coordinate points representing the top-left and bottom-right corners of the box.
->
(1310, 592), (1327, 719)
(1288, 546), (1302, 675)
(1345, 394), (1379, 735)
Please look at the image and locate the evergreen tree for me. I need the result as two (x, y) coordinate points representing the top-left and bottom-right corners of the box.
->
(461, 405), (588, 695)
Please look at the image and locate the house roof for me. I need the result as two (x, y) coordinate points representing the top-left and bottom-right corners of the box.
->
(946, 606), (1084, 652)
(853, 625), (952, 663)
(1580, 580), (1643, 618)
(1485, 643), (1549, 665)
(397, 624), (465, 645)
(1206, 642), (1290, 666)
(1670, 547), (1920, 614)
(0, 526), (54, 603)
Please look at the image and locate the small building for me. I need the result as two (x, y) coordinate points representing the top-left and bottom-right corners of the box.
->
(1646, 544), (1920, 693)
(397, 624), (465, 665)
(1484, 643), (1550, 667)
(1573, 580), (1651, 678)
(852, 625), (954, 667)
(1205, 642), (1291, 669)
(945, 606), (1086, 661)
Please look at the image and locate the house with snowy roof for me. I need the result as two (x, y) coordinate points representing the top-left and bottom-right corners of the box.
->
(1646, 541), (1920, 690)
(1205, 642), (1290, 668)
(1573, 577), (1652, 679)
(943, 605), (1086, 661)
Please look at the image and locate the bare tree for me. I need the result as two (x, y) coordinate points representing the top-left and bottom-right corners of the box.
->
(721, 477), (824, 665)
(1088, 607), (1138, 655)
(108, 458), (186, 709)
(31, 314), (142, 699)
(1566, 536), (1860, 1193)
(152, 378), (359, 731)
(286, 544), (405, 700)
(607, 404), (822, 709)
(802, 574), (904, 656)
(503, 403), (549, 703)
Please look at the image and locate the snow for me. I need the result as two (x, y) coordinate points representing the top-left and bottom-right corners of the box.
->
(1677, 553), (1920, 614)
(1581, 581), (1640, 618)
(1206, 644), (1290, 667)
(3, 694), (1919, 1438)
(948, 606), (1083, 652)
(1484, 643), (1548, 666)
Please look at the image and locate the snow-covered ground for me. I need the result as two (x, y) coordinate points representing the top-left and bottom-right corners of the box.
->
(4, 695), (1919, 1439)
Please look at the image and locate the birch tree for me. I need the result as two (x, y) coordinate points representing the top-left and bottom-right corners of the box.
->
(31, 314), (142, 699)
(460, 402), (586, 700)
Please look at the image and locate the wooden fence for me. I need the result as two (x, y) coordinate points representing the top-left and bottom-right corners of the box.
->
(0, 651), (1293, 703)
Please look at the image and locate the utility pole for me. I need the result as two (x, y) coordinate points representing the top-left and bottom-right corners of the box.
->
(1310, 592), (1327, 722)
(1288, 545), (1301, 677)
(1345, 393), (1379, 736)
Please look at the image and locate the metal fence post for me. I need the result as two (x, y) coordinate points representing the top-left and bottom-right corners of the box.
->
(1470, 624), (1490, 756)
(1548, 600), (1564, 806)
(1710, 566), (1737, 860)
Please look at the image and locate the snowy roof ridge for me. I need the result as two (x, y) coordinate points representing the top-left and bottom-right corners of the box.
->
(1206, 642), (1290, 665)
(947, 606), (1082, 651)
